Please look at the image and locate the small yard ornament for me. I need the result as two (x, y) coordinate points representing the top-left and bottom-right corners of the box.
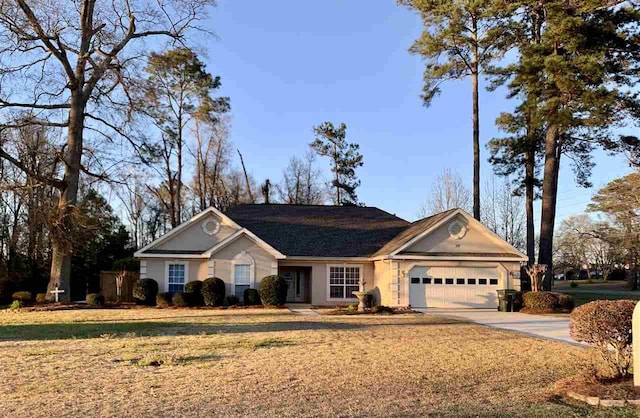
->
(525, 264), (547, 292)
(634, 302), (640, 387)
(49, 286), (65, 303)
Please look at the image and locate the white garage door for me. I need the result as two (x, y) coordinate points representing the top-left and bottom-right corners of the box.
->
(408, 266), (501, 308)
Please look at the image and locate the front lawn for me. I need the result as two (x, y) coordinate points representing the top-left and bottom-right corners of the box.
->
(559, 291), (640, 307)
(0, 308), (630, 417)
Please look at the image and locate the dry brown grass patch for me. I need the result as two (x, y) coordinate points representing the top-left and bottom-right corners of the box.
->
(0, 308), (622, 417)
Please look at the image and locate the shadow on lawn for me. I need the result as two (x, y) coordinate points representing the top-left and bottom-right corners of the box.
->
(0, 318), (468, 342)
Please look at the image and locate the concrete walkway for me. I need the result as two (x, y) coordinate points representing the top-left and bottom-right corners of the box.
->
(418, 308), (582, 345)
(288, 305), (321, 316)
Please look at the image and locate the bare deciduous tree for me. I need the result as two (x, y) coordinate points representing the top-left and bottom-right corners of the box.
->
(277, 151), (325, 205)
(0, 0), (215, 300)
(418, 168), (471, 218)
(481, 176), (526, 251)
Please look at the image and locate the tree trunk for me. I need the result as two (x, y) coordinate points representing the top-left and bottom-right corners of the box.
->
(47, 95), (84, 302)
(538, 124), (561, 290)
(525, 138), (536, 266)
(471, 16), (480, 221)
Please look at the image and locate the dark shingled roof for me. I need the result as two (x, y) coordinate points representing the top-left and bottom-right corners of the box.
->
(224, 204), (410, 257)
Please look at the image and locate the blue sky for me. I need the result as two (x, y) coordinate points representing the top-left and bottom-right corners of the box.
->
(199, 0), (633, 223)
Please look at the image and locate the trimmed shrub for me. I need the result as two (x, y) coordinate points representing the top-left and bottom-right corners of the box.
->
(35, 293), (47, 303)
(202, 277), (225, 307)
(259, 275), (288, 306)
(346, 303), (358, 313)
(225, 295), (240, 306)
(243, 288), (261, 306)
(570, 300), (635, 378)
(0, 279), (14, 304)
(371, 305), (394, 314)
(10, 300), (22, 310)
(156, 292), (172, 308)
(557, 293), (575, 311)
(522, 291), (573, 312)
(172, 292), (189, 307)
(12, 291), (32, 302)
(112, 257), (140, 272)
(86, 293), (105, 306)
(185, 281), (204, 306)
(133, 278), (159, 306)
(569, 281), (578, 288)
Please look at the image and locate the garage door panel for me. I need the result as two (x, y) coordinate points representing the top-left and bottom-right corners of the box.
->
(408, 266), (500, 308)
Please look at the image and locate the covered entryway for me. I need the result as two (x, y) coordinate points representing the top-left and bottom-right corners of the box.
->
(280, 266), (311, 303)
(408, 266), (501, 308)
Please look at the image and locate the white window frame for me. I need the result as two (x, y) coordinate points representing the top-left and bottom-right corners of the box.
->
(165, 260), (189, 293)
(232, 251), (255, 296)
(326, 263), (363, 301)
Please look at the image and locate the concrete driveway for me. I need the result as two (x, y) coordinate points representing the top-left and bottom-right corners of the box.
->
(418, 308), (581, 345)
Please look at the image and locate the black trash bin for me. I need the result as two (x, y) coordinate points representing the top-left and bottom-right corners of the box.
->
(497, 289), (518, 312)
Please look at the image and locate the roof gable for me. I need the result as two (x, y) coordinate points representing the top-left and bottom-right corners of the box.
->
(134, 207), (241, 257)
(379, 209), (527, 260)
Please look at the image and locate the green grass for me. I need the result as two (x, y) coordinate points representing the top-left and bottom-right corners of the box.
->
(560, 291), (640, 307)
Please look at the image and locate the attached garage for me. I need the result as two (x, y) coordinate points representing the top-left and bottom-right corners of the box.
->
(408, 265), (502, 308)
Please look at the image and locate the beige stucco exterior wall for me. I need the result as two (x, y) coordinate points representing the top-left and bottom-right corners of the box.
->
(140, 235), (278, 295)
(155, 214), (238, 252)
(404, 214), (515, 254)
(208, 235), (278, 296)
(139, 258), (207, 292)
(278, 260), (374, 306)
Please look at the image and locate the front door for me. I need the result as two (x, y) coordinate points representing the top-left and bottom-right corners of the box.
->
(281, 268), (310, 303)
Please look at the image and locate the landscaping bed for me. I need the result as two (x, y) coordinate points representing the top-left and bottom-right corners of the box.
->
(315, 305), (420, 315)
(556, 374), (640, 404)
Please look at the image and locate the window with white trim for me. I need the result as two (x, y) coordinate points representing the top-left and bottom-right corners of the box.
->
(234, 264), (251, 296)
(329, 265), (360, 299)
(168, 263), (186, 293)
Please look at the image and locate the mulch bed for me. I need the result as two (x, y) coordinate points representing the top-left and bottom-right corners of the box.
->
(555, 374), (640, 407)
(316, 307), (421, 316)
(6, 303), (287, 312)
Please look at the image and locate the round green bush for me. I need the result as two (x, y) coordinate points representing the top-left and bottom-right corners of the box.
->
(156, 292), (172, 308)
(259, 275), (288, 306)
(570, 300), (635, 378)
(133, 278), (159, 306)
(523, 291), (574, 312)
(185, 281), (204, 306)
(243, 288), (261, 306)
(10, 300), (22, 310)
(201, 277), (225, 307)
(12, 291), (32, 302)
(35, 293), (47, 303)
(225, 295), (240, 306)
(0, 279), (14, 304)
(86, 293), (105, 306)
(172, 292), (189, 307)
(569, 281), (578, 288)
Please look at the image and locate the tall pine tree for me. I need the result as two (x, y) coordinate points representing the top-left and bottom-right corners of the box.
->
(507, 0), (640, 287)
(310, 122), (364, 206)
(400, 0), (515, 220)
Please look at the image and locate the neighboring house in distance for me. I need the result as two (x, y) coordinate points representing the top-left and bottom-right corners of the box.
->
(134, 204), (527, 308)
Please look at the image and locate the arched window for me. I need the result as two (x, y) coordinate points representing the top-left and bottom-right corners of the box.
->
(232, 251), (255, 296)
